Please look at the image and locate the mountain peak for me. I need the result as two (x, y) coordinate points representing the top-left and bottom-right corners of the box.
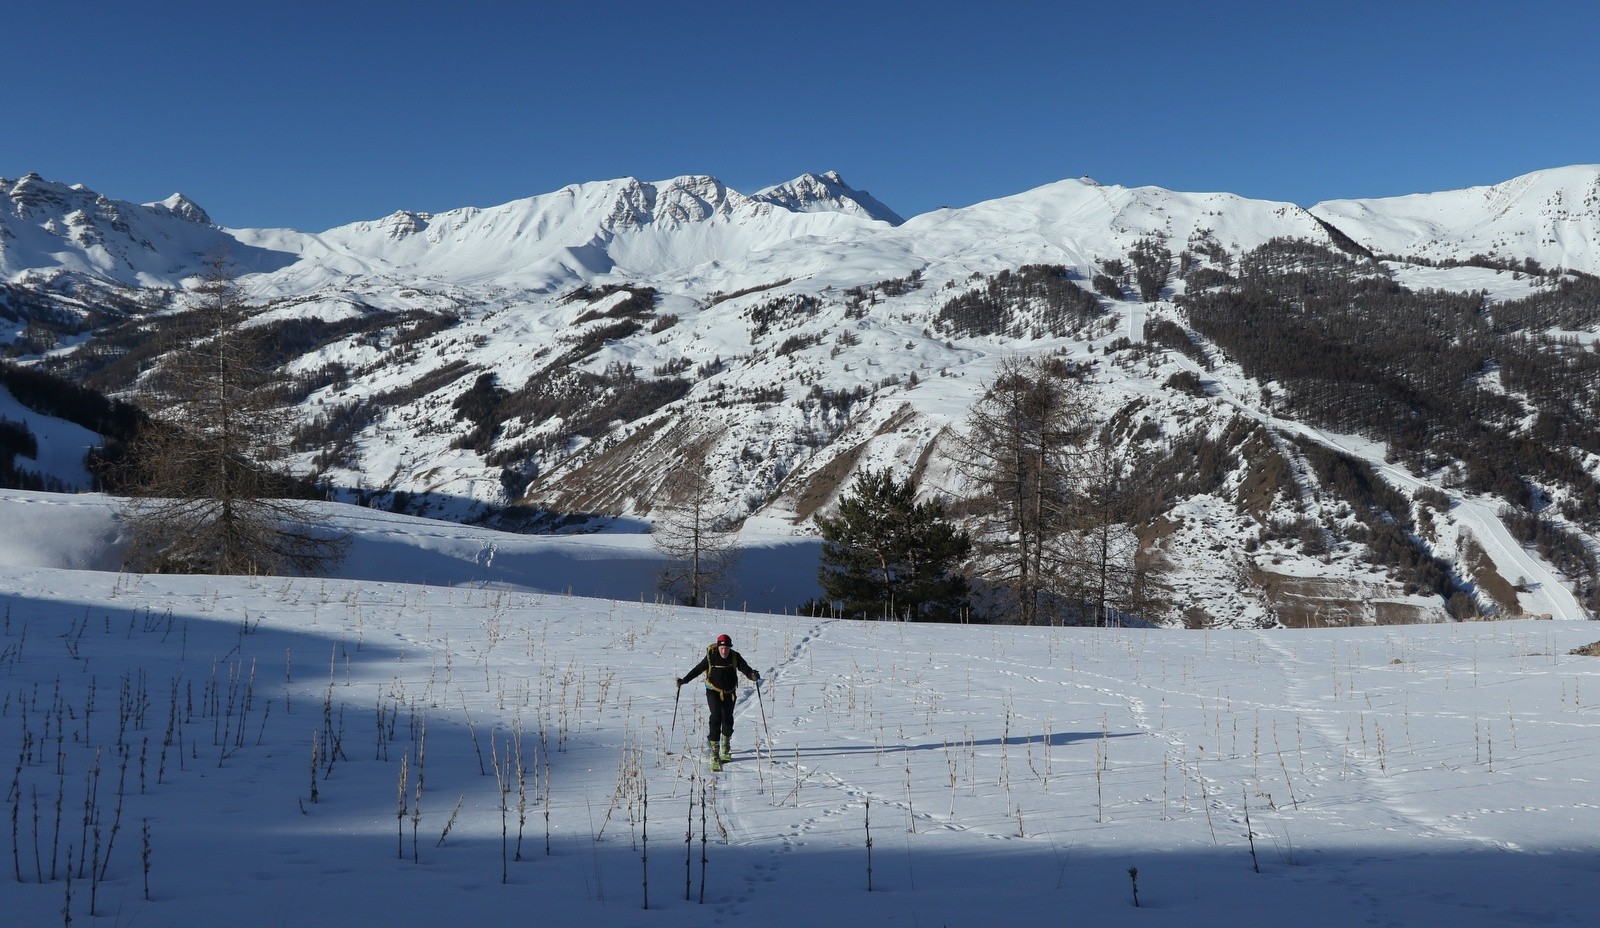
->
(753, 172), (904, 225)
(0, 173), (293, 287)
(147, 193), (213, 226)
(5, 172), (71, 218)
(600, 175), (746, 232)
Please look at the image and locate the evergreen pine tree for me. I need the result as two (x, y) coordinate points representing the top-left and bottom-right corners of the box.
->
(816, 468), (970, 621)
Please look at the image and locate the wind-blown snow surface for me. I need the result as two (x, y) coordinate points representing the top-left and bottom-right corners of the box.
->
(3, 491), (1599, 927)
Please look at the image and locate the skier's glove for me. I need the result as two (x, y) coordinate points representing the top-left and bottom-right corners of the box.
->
(674, 676), (683, 688)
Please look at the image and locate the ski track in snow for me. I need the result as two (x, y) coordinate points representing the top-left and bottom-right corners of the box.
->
(5, 479), (1600, 927)
(714, 618), (871, 919)
(713, 618), (1029, 919)
(1245, 630), (1508, 854)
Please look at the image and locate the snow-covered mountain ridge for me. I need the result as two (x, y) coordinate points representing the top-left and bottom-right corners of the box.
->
(1311, 164), (1600, 274)
(9, 166), (1600, 292)
(0, 172), (295, 286)
(3, 165), (1598, 627)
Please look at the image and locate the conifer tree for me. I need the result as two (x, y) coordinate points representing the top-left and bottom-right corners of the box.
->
(816, 468), (970, 621)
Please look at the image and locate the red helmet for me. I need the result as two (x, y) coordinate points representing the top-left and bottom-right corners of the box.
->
(716, 634), (732, 647)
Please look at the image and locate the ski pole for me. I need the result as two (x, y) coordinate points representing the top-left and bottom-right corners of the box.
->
(754, 677), (771, 760)
(669, 681), (682, 749)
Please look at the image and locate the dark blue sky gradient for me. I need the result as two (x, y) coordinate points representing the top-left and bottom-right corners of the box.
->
(5, 0), (1595, 230)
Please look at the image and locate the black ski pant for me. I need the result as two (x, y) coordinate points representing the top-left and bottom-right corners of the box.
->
(706, 689), (736, 744)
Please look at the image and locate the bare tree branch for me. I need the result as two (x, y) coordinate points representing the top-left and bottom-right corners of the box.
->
(119, 255), (348, 575)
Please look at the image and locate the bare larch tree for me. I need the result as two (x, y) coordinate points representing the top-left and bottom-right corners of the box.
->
(120, 258), (348, 575)
(951, 355), (1092, 624)
(653, 439), (739, 607)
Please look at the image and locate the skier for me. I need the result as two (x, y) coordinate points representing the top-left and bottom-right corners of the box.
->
(676, 633), (760, 770)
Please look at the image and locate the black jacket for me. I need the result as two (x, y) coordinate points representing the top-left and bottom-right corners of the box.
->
(681, 645), (758, 696)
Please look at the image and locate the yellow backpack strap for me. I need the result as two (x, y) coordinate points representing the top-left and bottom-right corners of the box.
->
(704, 643), (732, 696)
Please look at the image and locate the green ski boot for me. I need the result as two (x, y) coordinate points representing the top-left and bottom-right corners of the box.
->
(719, 736), (732, 763)
(708, 740), (722, 772)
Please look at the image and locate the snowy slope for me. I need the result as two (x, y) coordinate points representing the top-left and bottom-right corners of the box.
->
(3, 165), (1599, 628)
(896, 177), (1337, 278)
(1311, 164), (1600, 271)
(0, 385), (97, 488)
(753, 170), (905, 224)
(0, 173), (296, 286)
(227, 172), (901, 296)
(9, 165), (1600, 308)
(2, 490), (1599, 927)
(0, 487), (820, 610)
(12, 165), (1600, 302)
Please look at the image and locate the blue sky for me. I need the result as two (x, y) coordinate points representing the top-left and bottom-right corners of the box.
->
(5, 0), (1596, 230)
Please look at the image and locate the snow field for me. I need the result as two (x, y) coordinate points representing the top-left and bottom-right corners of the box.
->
(3, 562), (1599, 926)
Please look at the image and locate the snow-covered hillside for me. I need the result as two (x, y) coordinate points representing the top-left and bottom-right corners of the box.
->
(0, 173), (295, 287)
(0, 488), (819, 611)
(3, 165), (1599, 627)
(1, 488), (1598, 927)
(226, 173), (903, 294)
(1312, 164), (1600, 273)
